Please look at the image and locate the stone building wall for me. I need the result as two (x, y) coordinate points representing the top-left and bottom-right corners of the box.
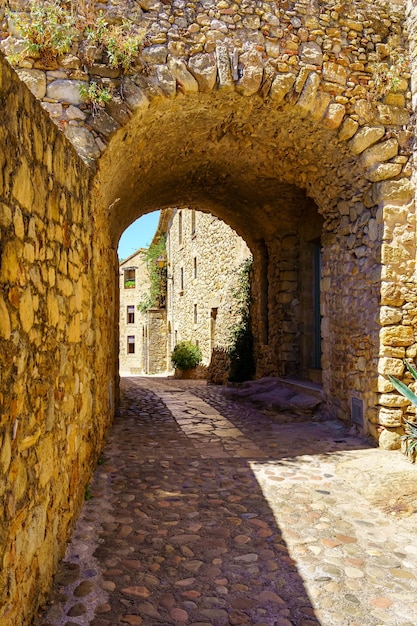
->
(0, 51), (114, 625)
(119, 249), (168, 374)
(119, 249), (150, 373)
(2, 0), (417, 619)
(165, 209), (251, 366)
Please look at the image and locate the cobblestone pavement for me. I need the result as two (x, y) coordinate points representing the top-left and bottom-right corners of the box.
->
(37, 376), (417, 626)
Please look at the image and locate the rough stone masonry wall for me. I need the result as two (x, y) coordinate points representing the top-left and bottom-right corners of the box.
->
(1, 0), (417, 451)
(119, 249), (149, 374)
(166, 209), (251, 365)
(0, 53), (113, 625)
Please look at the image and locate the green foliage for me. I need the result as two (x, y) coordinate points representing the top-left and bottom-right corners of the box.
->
(83, 15), (145, 70)
(171, 341), (202, 371)
(84, 483), (92, 500)
(137, 236), (167, 313)
(6, 1), (146, 71)
(228, 257), (255, 383)
(7, 0), (77, 62)
(388, 360), (417, 462)
(371, 49), (409, 99)
(79, 81), (112, 115)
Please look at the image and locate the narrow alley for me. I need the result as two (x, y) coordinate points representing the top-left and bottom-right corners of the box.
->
(38, 378), (417, 626)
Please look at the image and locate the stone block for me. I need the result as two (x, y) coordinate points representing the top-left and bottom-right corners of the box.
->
(379, 393), (409, 408)
(12, 158), (34, 210)
(339, 117), (359, 141)
(16, 68), (47, 99)
(380, 306), (403, 326)
(64, 126), (101, 163)
(155, 65), (177, 96)
(323, 61), (347, 85)
(188, 53), (217, 93)
(215, 44), (233, 89)
(380, 325), (414, 347)
(168, 58), (199, 93)
(365, 163), (403, 182)
(269, 73), (295, 104)
(377, 104), (410, 126)
(374, 179), (415, 205)
(295, 72), (320, 113)
(360, 138), (398, 169)
(377, 357), (405, 376)
(237, 49), (263, 96)
(322, 103), (345, 129)
(299, 42), (323, 65)
(377, 407), (404, 427)
(378, 427), (402, 449)
(46, 79), (84, 105)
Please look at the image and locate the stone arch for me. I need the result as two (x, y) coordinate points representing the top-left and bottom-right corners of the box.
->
(90, 48), (414, 436)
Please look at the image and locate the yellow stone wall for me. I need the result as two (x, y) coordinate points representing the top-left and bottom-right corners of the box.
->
(0, 53), (115, 625)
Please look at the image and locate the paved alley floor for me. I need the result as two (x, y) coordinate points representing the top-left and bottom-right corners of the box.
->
(38, 377), (417, 626)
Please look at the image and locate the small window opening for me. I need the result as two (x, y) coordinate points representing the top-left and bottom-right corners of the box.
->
(127, 305), (135, 324)
(124, 268), (136, 289)
(127, 335), (135, 354)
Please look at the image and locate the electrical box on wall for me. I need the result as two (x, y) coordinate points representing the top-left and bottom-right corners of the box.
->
(351, 397), (364, 428)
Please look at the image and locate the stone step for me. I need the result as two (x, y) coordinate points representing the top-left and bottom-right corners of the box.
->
(224, 376), (323, 420)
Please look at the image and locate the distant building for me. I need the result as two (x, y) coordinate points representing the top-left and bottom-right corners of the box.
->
(119, 249), (167, 374)
(119, 209), (251, 376)
(162, 208), (251, 367)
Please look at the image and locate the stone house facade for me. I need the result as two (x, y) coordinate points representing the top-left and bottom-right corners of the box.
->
(119, 249), (167, 374)
(161, 208), (251, 367)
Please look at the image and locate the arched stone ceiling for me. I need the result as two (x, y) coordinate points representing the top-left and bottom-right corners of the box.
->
(94, 91), (368, 249)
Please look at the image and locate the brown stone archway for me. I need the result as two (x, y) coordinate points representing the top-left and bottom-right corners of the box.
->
(1, 0), (417, 622)
(90, 75), (414, 438)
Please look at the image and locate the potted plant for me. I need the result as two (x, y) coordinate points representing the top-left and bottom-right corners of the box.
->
(171, 341), (202, 379)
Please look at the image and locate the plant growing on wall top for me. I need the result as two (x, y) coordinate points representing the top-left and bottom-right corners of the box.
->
(137, 236), (167, 313)
(228, 256), (255, 383)
(7, 0), (77, 62)
(5, 0), (146, 71)
(388, 360), (417, 462)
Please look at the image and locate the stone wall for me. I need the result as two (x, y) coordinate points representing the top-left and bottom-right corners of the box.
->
(119, 249), (150, 373)
(0, 52), (114, 624)
(165, 209), (251, 365)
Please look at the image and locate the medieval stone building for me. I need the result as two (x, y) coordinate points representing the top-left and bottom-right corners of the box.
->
(163, 208), (251, 366)
(118, 248), (167, 375)
(119, 209), (251, 374)
(2, 0), (417, 621)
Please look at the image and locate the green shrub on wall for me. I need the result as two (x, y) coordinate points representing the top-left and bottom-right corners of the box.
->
(228, 257), (255, 382)
(171, 341), (202, 371)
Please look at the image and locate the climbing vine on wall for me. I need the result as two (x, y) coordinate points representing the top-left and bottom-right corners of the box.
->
(137, 236), (167, 313)
(228, 257), (255, 383)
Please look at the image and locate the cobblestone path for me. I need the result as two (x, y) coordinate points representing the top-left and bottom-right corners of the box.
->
(38, 377), (417, 626)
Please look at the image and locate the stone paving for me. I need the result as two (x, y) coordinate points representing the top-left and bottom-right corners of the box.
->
(37, 376), (417, 626)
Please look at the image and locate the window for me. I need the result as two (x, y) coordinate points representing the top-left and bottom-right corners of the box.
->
(124, 268), (136, 289)
(178, 210), (183, 245)
(191, 209), (196, 236)
(194, 304), (198, 324)
(127, 305), (135, 324)
(127, 335), (135, 354)
(180, 267), (184, 292)
(193, 256), (197, 279)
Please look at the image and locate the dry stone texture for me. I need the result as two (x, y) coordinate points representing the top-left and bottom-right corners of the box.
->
(1, 0), (417, 623)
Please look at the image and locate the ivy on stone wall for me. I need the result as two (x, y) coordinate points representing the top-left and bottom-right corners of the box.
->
(228, 257), (255, 383)
(137, 236), (167, 313)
